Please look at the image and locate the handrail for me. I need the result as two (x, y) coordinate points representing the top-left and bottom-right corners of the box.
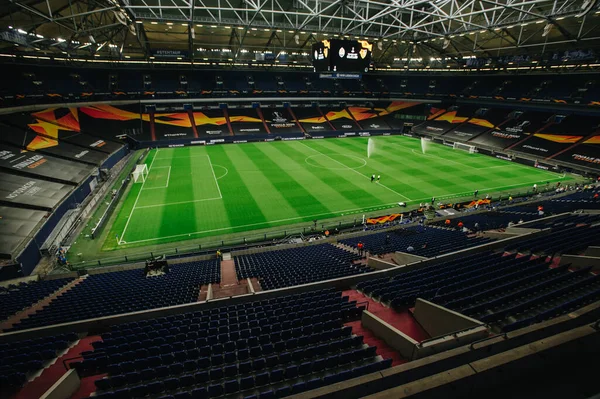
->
(62, 355), (83, 371)
(469, 331), (507, 349)
(418, 323), (488, 347)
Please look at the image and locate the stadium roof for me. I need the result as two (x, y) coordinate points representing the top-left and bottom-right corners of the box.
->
(1, 0), (599, 68)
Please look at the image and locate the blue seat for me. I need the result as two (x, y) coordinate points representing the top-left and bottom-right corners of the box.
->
(253, 358), (266, 371)
(180, 374), (195, 387)
(240, 375), (255, 390)
(285, 365), (298, 379)
(164, 378), (179, 391)
(270, 368), (284, 383)
(208, 384), (224, 397)
(259, 390), (275, 399)
(94, 378), (111, 390)
(225, 379), (239, 394)
(275, 386), (291, 397)
(224, 364), (237, 378)
(195, 370), (209, 383)
(147, 381), (165, 395)
(255, 372), (270, 386)
(191, 387), (208, 399)
(210, 367), (223, 380)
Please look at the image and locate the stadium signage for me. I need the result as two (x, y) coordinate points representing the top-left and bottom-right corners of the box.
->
(168, 144), (184, 148)
(6, 181), (37, 199)
(572, 154), (600, 165)
(152, 49), (189, 58)
(534, 163), (550, 170)
(211, 139), (225, 143)
(359, 132), (371, 137)
(312, 136), (324, 139)
(90, 140), (106, 148)
(492, 132), (521, 139)
(164, 133), (188, 137)
(523, 144), (548, 153)
(234, 140), (248, 143)
(383, 133), (391, 136)
(74, 150), (90, 159)
(319, 73), (362, 79)
(190, 140), (206, 145)
(282, 137), (304, 141)
(495, 155), (513, 162)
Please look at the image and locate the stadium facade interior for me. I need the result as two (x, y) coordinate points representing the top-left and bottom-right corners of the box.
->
(1, 0), (600, 398)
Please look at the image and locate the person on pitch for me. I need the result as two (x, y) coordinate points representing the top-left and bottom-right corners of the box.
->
(371, 174), (375, 183)
(377, 175), (381, 182)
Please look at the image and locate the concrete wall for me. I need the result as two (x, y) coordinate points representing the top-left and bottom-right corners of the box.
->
(44, 272), (78, 280)
(0, 274), (38, 287)
(361, 323), (598, 399)
(504, 226), (542, 235)
(413, 325), (489, 359)
(584, 246), (600, 257)
(361, 311), (418, 359)
(559, 255), (600, 271)
(393, 252), (428, 266)
(367, 257), (398, 270)
(40, 369), (80, 399)
(413, 299), (484, 338)
(480, 231), (521, 240)
(517, 212), (570, 228)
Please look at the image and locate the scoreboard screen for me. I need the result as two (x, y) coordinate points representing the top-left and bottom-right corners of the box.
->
(311, 41), (330, 72)
(312, 39), (372, 73)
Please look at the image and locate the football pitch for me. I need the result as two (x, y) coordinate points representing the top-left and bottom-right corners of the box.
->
(105, 136), (571, 249)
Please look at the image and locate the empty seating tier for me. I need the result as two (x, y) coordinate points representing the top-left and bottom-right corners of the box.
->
(8, 260), (220, 332)
(78, 289), (391, 398)
(0, 332), (79, 394)
(235, 244), (368, 290)
(0, 277), (74, 321)
(340, 226), (491, 257)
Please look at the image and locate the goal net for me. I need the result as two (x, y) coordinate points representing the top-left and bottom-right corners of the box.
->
(453, 142), (477, 154)
(132, 164), (149, 183)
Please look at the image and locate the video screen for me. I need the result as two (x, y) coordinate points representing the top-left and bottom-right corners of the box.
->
(312, 39), (372, 73)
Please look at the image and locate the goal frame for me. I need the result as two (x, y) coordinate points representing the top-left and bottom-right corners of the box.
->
(452, 142), (477, 154)
(132, 164), (149, 183)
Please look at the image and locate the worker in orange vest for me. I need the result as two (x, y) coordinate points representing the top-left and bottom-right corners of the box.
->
(357, 242), (364, 257)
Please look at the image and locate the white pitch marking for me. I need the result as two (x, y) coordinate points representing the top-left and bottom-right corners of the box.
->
(119, 201), (408, 245)
(207, 155), (223, 199)
(119, 149), (158, 244)
(135, 197), (223, 209)
(297, 141), (411, 201)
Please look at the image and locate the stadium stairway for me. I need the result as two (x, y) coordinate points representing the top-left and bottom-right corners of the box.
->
(342, 290), (430, 342)
(0, 276), (86, 332)
(212, 259), (249, 299)
(344, 320), (407, 367)
(11, 335), (99, 399)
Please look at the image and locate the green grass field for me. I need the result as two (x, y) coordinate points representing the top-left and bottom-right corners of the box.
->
(104, 135), (571, 250)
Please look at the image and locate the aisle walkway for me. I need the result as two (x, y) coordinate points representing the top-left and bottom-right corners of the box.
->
(344, 290), (430, 342)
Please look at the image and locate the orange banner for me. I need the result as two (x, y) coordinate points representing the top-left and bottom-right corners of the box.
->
(366, 213), (402, 224)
